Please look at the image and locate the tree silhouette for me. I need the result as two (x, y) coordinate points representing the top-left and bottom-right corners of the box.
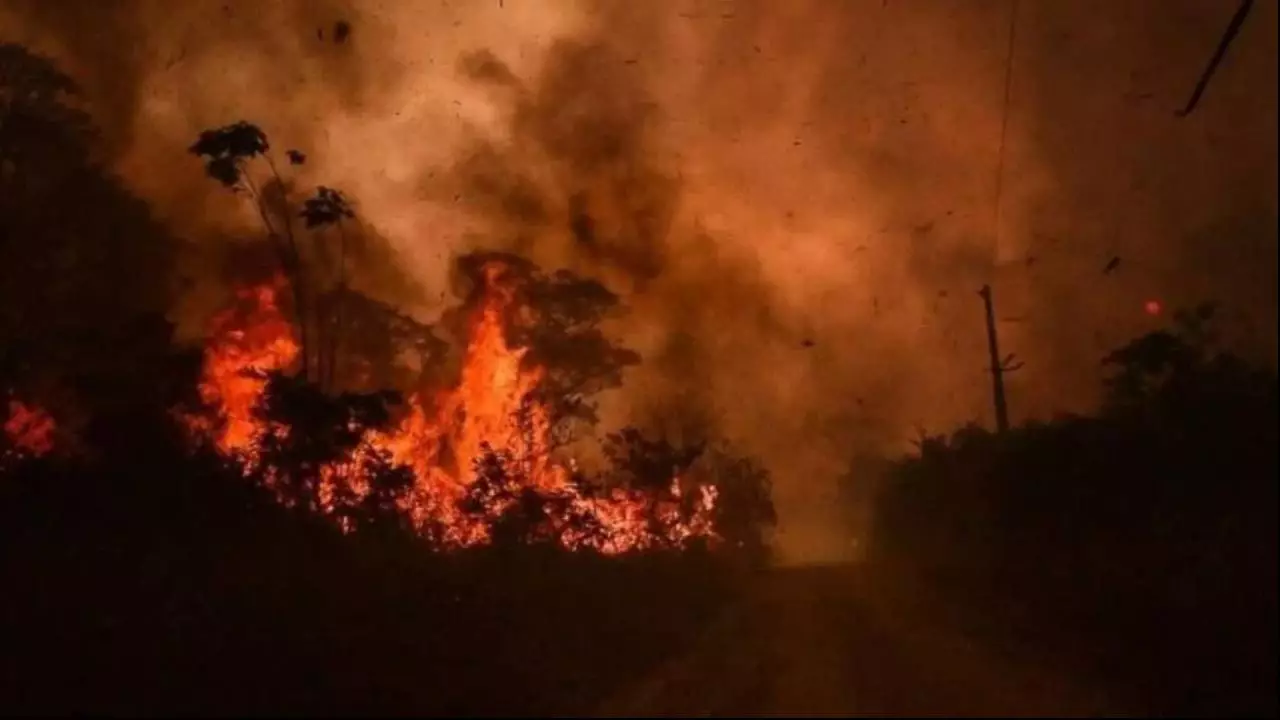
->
(250, 370), (411, 521)
(598, 425), (774, 557)
(335, 445), (416, 535)
(449, 250), (641, 446)
(300, 186), (356, 392)
(1, 43), (184, 434)
(700, 444), (776, 564)
(0, 45), (765, 718)
(461, 441), (613, 550)
(870, 304), (1277, 716)
(337, 290), (447, 393)
(189, 122), (315, 378)
(0, 42), (93, 196)
(1100, 301), (1272, 419)
(462, 442), (549, 546)
(188, 122), (271, 189)
(602, 426), (705, 492)
(190, 123), (365, 388)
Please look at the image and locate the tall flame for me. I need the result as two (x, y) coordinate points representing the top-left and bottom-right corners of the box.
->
(194, 277), (300, 454)
(190, 263), (717, 553)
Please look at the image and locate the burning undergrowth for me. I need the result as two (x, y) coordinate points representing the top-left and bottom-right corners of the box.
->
(0, 116), (770, 558)
(172, 121), (769, 556)
(188, 250), (728, 554)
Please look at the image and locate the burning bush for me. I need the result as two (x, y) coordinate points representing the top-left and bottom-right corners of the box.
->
(182, 121), (772, 554)
(186, 249), (736, 554)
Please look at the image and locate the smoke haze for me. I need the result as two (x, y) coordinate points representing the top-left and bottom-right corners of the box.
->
(3, 0), (1275, 563)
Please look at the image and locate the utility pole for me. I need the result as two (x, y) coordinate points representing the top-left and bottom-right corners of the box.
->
(980, 2), (1025, 434)
(978, 284), (1023, 433)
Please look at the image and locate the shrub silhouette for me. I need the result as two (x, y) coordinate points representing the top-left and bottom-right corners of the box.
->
(870, 307), (1277, 716)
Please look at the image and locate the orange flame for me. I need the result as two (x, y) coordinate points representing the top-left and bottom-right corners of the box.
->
(192, 277), (300, 454)
(190, 264), (717, 553)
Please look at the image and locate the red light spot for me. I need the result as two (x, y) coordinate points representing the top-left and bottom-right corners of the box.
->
(1144, 299), (1162, 316)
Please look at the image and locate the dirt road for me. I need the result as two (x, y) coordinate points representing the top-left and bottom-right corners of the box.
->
(600, 564), (1122, 717)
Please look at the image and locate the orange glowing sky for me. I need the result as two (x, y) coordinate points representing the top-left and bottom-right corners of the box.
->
(2, 0), (1275, 562)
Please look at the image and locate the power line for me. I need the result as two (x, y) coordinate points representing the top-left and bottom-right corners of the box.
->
(991, 0), (1020, 267)
(1176, 0), (1254, 117)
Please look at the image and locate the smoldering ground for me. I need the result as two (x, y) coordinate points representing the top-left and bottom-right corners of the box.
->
(3, 0), (1275, 563)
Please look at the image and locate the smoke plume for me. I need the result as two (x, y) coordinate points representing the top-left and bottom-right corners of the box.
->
(4, 0), (1275, 563)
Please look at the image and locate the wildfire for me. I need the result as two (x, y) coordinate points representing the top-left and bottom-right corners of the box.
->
(194, 277), (301, 453)
(191, 262), (717, 553)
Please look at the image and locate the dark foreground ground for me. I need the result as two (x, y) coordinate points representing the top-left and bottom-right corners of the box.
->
(603, 563), (1146, 717)
(4, 548), (1270, 717)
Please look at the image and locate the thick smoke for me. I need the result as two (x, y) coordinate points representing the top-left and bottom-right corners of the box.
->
(4, 0), (1275, 563)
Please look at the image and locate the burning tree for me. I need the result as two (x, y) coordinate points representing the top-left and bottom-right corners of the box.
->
(250, 371), (415, 534)
(188, 247), (725, 554)
(182, 119), (774, 556)
(602, 426), (776, 563)
(446, 250), (642, 452)
(189, 123), (363, 390)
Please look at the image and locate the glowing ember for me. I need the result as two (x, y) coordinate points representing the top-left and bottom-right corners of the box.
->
(189, 262), (718, 553)
(3, 399), (56, 458)
(1144, 299), (1162, 316)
